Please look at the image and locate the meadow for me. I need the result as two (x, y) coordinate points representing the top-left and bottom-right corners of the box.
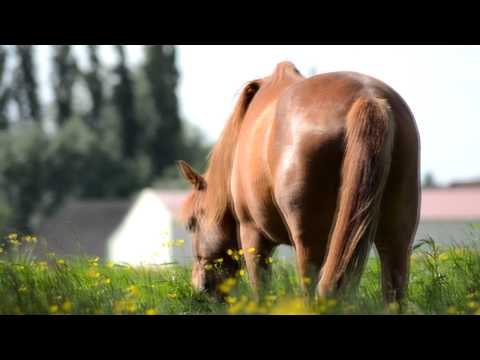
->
(1, 228), (480, 315)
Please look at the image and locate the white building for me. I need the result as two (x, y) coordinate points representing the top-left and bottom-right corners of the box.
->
(107, 189), (192, 266)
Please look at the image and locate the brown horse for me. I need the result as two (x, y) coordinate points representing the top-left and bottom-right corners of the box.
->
(178, 61), (420, 304)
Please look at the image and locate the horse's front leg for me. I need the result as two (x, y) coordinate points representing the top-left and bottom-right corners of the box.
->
(239, 222), (275, 300)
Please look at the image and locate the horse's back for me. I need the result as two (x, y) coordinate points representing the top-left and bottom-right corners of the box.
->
(269, 71), (419, 181)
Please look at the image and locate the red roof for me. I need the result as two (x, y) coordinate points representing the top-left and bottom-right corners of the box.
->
(421, 187), (480, 220)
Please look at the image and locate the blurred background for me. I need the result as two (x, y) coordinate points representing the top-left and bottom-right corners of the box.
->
(0, 45), (478, 264)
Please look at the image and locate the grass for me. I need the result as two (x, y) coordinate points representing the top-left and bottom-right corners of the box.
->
(0, 229), (480, 315)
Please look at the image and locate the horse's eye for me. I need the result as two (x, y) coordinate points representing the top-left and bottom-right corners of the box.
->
(187, 217), (197, 231)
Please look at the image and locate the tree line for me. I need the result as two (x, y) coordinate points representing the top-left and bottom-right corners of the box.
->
(0, 45), (210, 233)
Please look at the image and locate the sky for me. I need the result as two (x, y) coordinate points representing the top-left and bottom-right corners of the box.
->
(33, 45), (480, 186)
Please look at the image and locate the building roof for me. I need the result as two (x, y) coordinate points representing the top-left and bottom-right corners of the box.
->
(421, 187), (480, 220)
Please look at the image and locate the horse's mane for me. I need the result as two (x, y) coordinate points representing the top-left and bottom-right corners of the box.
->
(202, 79), (262, 224)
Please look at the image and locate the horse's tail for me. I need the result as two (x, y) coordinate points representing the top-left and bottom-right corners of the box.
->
(318, 95), (395, 296)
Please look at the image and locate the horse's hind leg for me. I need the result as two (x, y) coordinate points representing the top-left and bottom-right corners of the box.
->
(375, 235), (412, 305)
(275, 194), (333, 298)
(290, 229), (328, 298)
(273, 134), (343, 299)
(374, 183), (419, 306)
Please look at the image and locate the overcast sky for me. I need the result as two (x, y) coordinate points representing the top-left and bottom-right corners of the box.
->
(35, 45), (480, 185)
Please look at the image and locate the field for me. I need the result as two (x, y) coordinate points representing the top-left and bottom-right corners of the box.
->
(1, 230), (480, 315)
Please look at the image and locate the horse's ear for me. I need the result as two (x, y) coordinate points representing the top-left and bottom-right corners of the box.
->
(177, 160), (206, 190)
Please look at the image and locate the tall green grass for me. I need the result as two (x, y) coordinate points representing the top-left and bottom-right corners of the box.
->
(0, 228), (479, 315)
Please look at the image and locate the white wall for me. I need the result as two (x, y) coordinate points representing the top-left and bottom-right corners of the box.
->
(108, 190), (175, 266)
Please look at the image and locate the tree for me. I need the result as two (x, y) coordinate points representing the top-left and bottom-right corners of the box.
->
(0, 123), (49, 232)
(84, 45), (104, 130)
(15, 46), (42, 123)
(0, 46), (11, 130)
(52, 45), (78, 127)
(423, 172), (437, 188)
(144, 45), (183, 176)
(112, 45), (139, 159)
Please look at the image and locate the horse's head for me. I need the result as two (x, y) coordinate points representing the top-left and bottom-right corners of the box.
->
(178, 160), (239, 297)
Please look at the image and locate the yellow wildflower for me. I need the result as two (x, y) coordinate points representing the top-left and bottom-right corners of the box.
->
(214, 258), (224, 264)
(447, 306), (458, 315)
(226, 278), (236, 286)
(9, 239), (20, 247)
(167, 293), (177, 299)
(7, 233), (17, 241)
(439, 253), (449, 261)
(113, 300), (126, 313)
(175, 239), (185, 246)
(238, 249), (244, 256)
(227, 249), (234, 256)
(303, 276), (312, 285)
(56, 259), (65, 265)
(145, 308), (159, 315)
(88, 257), (99, 267)
(62, 301), (73, 313)
(127, 302), (138, 313)
(162, 240), (174, 248)
(106, 261), (114, 268)
(388, 302), (400, 313)
(204, 264), (213, 271)
(37, 261), (48, 270)
(228, 302), (244, 315)
(270, 298), (312, 315)
(247, 247), (256, 254)
(87, 269), (100, 278)
(226, 296), (237, 305)
(22, 235), (37, 243)
(127, 285), (140, 297)
(218, 277), (237, 294)
(265, 257), (273, 265)
(245, 301), (258, 314)
(238, 269), (246, 277)
(49, 305), (59, 314)
(103, 277), (112, 285)
(467, 301), (478, 310)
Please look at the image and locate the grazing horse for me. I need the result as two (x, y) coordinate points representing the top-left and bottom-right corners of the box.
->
(178, 61), (420, 304)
